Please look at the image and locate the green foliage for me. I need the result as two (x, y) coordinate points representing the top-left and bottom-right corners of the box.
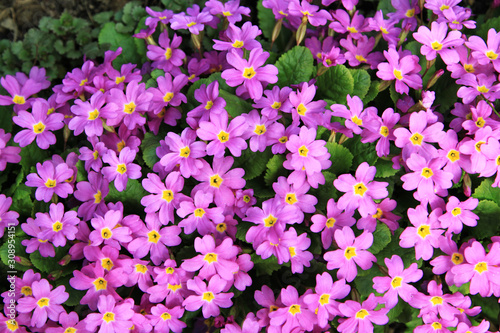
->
(0, 237), (30, 272)
(98, 22), (146, 68)
(326, 142), (354, 175)
(257, 0), (275, 40)
(349, 69), (371, 100)
(363, 80), (380, 104)
(375, 159), (399, 178)
(264, 154), (287, 186)
(369, 223), (392, 255)
(317, 65), (354, 104)
(251, 253), (286, 276)
(274, 46), (315, 87)
(219, 90), (253, 117)
(141, 132), (162, 169)
(30, 245), (71, 274)
(469, 200), (500, 240)
(473, 178), (500, 206)
(234, 148), (273, 181)
(106, 179), (147, 213)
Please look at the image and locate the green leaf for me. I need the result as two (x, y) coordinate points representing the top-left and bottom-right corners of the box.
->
(375, 159), (399, 178)
(151, 69), (165, 79)
(251, 253), (286, 276)
(0, 237), (30, 272)
(275, 46), (314, 87)
(257, 0), (275, 40)
(369, 223), (392, 255)
(349, 69), (371, 99)
(343, 136), (378, 167)
(141, 132), (162, 169)
(0, 105), (13, 132)
(264, 154), (287, 186)
(19, 142), (49, 172)
(98, 22), (143, 68)
(473, 178), (500, 206)
(9, 185), (33, 218)
(449, 282), (470, 295)
(317, 65), (354, 104)
(30, 245), (71, 274)
(218, 90), (253, 117)
(353, 265), (382, 298)
(470, 295), (500, 323)
(234, 148), (273, 181)
(105, 179), (147, 214)
(363, 80), (380, 104)
(477, 16), (500, 39)
(235, 221), (253, 242)
(325, 142), (353, 175)
(469, 200), (500, 240)
(310, 171), (337, 211)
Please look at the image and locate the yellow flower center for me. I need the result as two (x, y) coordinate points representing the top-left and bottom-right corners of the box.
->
(451, 253), (464, 265)
(286, 193), (297, 205)
(37, 297), (50, 308)
(52, 221), (63, 232)
(45, 178), (56, 188)
(216, 222), (227, 232)
(288, 304), (301, 315)
(486, 50), (498, 60)
(13, 95), (26, 104)
(47, 108), (55, 115)
(474, 261), (488, 273)
(223, 11), (232, 16)
(355, 309), (369, 319)
(319, 294), (330, 305)
(123, 102), (136, 114)
(271, 101), (282, 109)
(410, 133), (423, 145)
(279, 136), (288, 143)
(7, 319), (19, 331)
(116, 164), (127, 174)
(432, 322), (442, 330)
(405, 8), (415, 18)
(102, 258), (114, 270)
(391, 276), (402, 288)
(179, 146), (190, 157)
(297, 103), (307, 116)
(326, 217), (336, 228)
(205, 100), (214, 110)
(163, 92), (174, 102)
(352, 116), (362, 126)
(440, 5), (450, 10)
(94, 190), (102, 204)
(289, 246), (296, 257)
(421, 167), (434, 179)
(243, 67), (256, 79)
(202, 292), (215, 302)
(115, 76), (125, 84)
(243, 195), (251, 203)
(194, 208), (206, 217)
(475, 117), (485, 127)
(451, 207), (461, 216)
(264, 215), (277, 227)
(218, 131), (230, 143)
(447, 149), (460, 162)
(477, 85), (490, 93)
(204, 253), (218, 263)
(381, 27), (389, 34)
(354, 182), (368, 196)
(64, 328), (76, 333)
(161, 312), (172, 321)
(430, 296), (443, 305)
(210, 174), (223, 188)
(148, 230), (160, 243)
(21, 286), (32, 296)
(117, 140), (126, 152)
(88, 109), (99, 120)
(135, 264), (148, 274)
(33, 122), (46, 134)
(373, 208), (383, 219)
(103, 312), (115, 323)
(166, 267), (175, 274)
(298, 145), (309, 157)
(167, 283), (181, 291)
(187, 22), (196, 27)
(101, 228), (112, 239)
(254, 124), (266, 135)
(162, 190), (174, 202)
(355, 54), (367, 62)
(93, 277), (107, 290)
(344, 246), (357, 259)
(165, 48), (172, 60)
(393, 69), (403, 80)
(232, 40), (244, 48)
(347, 26), (358, 33)
(80, 78), (88, 86)
(417, 225), (430, 238)
(475, 141), (485, 152)
(464, 64), (475, 73)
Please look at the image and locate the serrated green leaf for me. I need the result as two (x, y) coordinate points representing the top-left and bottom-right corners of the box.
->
(151, 69), (165, 80)
(477, 16), (500, 39)
(9, 185), (33, 217)
(251, 253), (284, 276)
(317, 65), (354, 104)
(30, 245), (71, 273)
(349, 69), (371, 99)
(98, 22), (142, 68)
(105, 179), (147, 214)
(310, 171), (337, 211)
(470, 295), (500, 323)
(369, 223), (392, 255)
(19, 142), (49, 172)
(343, 136), (378, 167)
(275, 46), (314, 87)
(141, 132), (162, 169)
(363, 80), (380, 104)
(235, 221), (253, 242)
(0, 237), (30, 272)
(257, 0), (275, 40)
(354, 265), (383, 297)
(375, 159), (399, 178)
(469, 200), (500, 240)
(449, 282), (470, 295)
(234, 148), (273, 180)
(473, 178), (500, 206)
(0, 105), (13, 132)
(264, 155), (287, 186)
(218, 90), (253, 117)
(325, 141), (353, 175)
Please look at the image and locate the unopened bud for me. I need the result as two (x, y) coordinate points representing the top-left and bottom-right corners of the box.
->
(407, 101), (426, 113)
(296, 21), (307, 46)
(14, 256), (32, 267)
(63, 124), (71, 145)
(59, 254), (72, 266)
(463, 173), (472, 197)
(378, 80), (392, 92)
(191, 33), (202, 51)
(272, 19), (283, 45)
(426, 59), (436, 70)
(145, 35), (157, 46)
(48, 270), (63, 280)
(397, 26), (410, 47)
(418, 0), (426, 11)
(426, 69), (445, 89)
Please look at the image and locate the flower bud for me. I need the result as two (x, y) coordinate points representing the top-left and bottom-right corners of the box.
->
(426, 69), (445, 89)
(14, 256), (32, 266)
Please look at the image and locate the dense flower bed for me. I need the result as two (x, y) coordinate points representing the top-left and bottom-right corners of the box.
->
(1, 0), (500, 332)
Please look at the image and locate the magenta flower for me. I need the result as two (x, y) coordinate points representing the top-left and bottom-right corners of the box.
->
(451, 241), (500, 297)
(310, 198), (356, 249)
(0, 194), (19, 238)
(281, 227), (314, 274)
(334, 162), (388, 217)
(377, 47), (422, 95)
(430, 234), (467, 286)
(21, 218), (55, 257)
(303, 274), (351, 328)
(206, 0), (251, 24)
(74, 171), (109, 221)
(25, 160), (73, 202)
(192, 156), (246, 207)
(330, 9), (366, 38)
(196, 111), (248, 157)
(181, 235), (239, 281)
(387, 0), (419, 30)
(340, 35), (384, 69)
(13, 99), (64, 149)
(213, 22), (261, 54)
(466, 28), (500, 72)
(372, 255), (423, 309)
(146, 32), (185, 72)
(187, 81), (226, 127)
(69, 90), (106, 137)
(285, 126), (330, 176)
(101, 147), (141, 192)
(361, 107), (400, 158)
(289, 82), (327, 128)
(141, 172), (189, 225)
(241, 109), (280, 153)
(170, 4), (214, 35)
(358, 198), (401, 232)
(269, 285), (317, 332)
(0, 74), (44, 113)
(331, 94), (376, 136)
(289, 0), (331, 27)
(399, 205), (444, 261)
(89, 210), (132, 249)
(273, 176), (317, 220)
(35, 202), (79, 247)
(221, 48), (278, 100)
(324, 226), (377, 282)
(177, 191), (224, 235)
(45, 311), (89, 333)
(337, 294), (389, 333)
(367, 10), (401, 46)
(0, 129), (21, 171)
(17, 279), (68, 328)
(183, 275), (234, 318)
(438, 196), (479, 234)
(149, 73), (188, 113)
(413, 21), (464, 62)
(148, 304), (186, 333)
(456, 73), (500, 104)
(85, 295), (134, 332)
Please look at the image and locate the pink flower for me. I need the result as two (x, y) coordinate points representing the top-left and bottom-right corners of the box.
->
(25, 160), (73, 202)
(466, 28), (500, 72)
(68, 90), (106, 136)
(0, 129), (21, 171)
(438, 196), (479, 234)
(148, 304), (186, 333)
(413, 21), (464, 62)
(221, 48), (278, 100)
(101, 147), (141, 192)
(35, 203), (79, 247)
(269, 285), (317, 332)
(337, 294), (389, 333)
(334, 162), (388, 217)
(146, 32), (185, 72)
(89, 210), (132, 249)
(85, 295), (134, 332)
(183, 275), (234, 318)
(0, 194), (19, 238)
(289, 82), (327, 129)
(377, 47), (422, 95)
(324, 226), (377, 282)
